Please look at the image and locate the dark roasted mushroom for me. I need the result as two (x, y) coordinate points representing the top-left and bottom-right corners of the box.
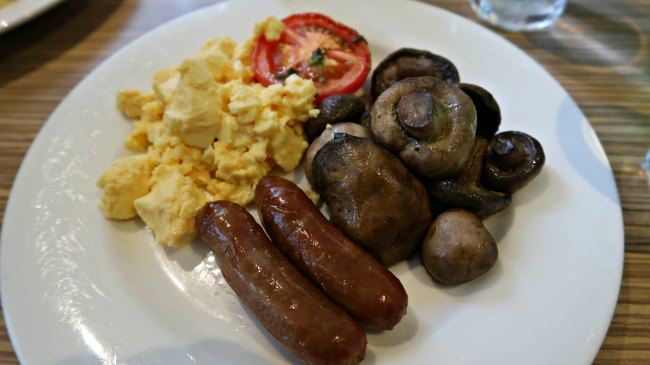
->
(459, 83), (501, 138)
(422, 208), (498, 285)
(304, 122), (371, 186)
(482, 131), (545, 194)
(371, 76), (477, 179)
(312, 134), (433, 266)
(371, 48), (460, 100)
(426, 83), (510, 218)
(305, 94), (367, 142)
(427, 139), (511, 218)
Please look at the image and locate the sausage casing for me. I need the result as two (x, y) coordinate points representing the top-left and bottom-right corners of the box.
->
(197, 200), (367, 365)
(255, 176), (408, 330)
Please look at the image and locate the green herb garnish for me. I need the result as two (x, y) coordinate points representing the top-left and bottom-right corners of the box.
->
(276, 67), (297, 79)
(310, 48), (329, 68)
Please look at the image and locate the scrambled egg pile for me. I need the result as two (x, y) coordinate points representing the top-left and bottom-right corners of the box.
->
(97, 17), (318, 247)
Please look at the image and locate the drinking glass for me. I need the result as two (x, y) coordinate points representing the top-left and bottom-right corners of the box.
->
(469, 0), (568, 31)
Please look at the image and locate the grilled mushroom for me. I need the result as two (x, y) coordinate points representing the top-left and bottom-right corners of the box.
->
(371, 48), (460, 100)
(422, 208), (498, 285)
(305, 94), (367, 142)
(459, 83), (501, 138)
(304, 122), (371, 186)
(371, 76), (477, 179)
(427, 139), (511, 218)
(426, 83), (510, 218)
(482, 131), (545, 194)
(312, 134), (433, 266)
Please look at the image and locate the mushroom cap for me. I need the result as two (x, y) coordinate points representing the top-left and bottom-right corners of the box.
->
(371, 76), (477, 179)
(304, 123), (371, 186)
(312, 134), (433, 266)
(482, 131), (545, 194)
(458, 83), (501, 139)
(422, 208), (498, 285)
(371, 48), (460, 100)
(305, 94), (367, 142)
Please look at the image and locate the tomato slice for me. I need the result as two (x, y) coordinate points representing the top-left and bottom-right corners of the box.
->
(252, 13), (371, 103)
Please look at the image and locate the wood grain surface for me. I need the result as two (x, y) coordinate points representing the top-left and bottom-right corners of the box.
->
(1, 0), (649, 364)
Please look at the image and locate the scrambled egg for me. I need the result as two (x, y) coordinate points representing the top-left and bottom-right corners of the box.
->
(97, 16), (318, 247)
(96, 154), (157, 219)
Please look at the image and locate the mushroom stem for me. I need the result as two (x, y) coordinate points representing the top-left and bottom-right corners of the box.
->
(454, 137), (489, 186)
(396, 90), (440, 140)
(490, 138), (526, 168)
(425, 134), (511, 218)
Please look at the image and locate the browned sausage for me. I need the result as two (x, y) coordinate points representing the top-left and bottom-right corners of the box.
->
(255, 176), (408, 330)
(197, 200), (367, 365)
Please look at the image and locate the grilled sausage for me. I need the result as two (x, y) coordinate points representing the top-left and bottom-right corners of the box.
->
(197, 201), (367, 365)
(255, 176), (408, 330)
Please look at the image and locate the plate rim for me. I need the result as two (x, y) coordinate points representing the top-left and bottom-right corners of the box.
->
(0, 0), (66, 34)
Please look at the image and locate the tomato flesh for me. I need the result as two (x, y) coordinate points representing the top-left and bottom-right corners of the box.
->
(252, 13), (371, 103)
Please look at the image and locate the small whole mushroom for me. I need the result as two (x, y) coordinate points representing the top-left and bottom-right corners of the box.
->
(482, 131), (545, 194)
(304, 94), (367, 142)
(422, 208), (498, 285)
(371, 76), (477, 179)
(371, 48), (460, 100)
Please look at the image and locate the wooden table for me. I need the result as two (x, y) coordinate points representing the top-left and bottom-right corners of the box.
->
(0, 0), (648, 363)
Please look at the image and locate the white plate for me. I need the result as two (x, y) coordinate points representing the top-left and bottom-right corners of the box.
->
(0, 0), (624, 364)
(0, 0), (65, 34)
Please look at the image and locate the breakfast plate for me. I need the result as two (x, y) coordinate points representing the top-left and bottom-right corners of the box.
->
(0, 0), (65, 34)
(0, 0), (624, 364)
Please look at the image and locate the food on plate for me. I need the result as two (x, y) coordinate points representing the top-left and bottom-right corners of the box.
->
(304, 94), (367, 141)
(371, 48), (460, 100)
(370, 76), (477, 179)
(97, 17), (319, 246)
(311, 134), (433, 266)
(256, 176), (408, 330)
(427, 137), (511, 218)
(419, 81), (547, 284)
(252, 13), (371, 103)
(98, 10), (548, 357)
(96, 154), (158, 219)
(356, 74), (546, 285)
(421, 208), (498, 285)
(304, 122), (371, 185)
(133, 165), (208, 245)
(482, 131), (546, 194)
(197, 200), (367, 365)
(426, 83), (511, 218)
(458, 83), (502, 139)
